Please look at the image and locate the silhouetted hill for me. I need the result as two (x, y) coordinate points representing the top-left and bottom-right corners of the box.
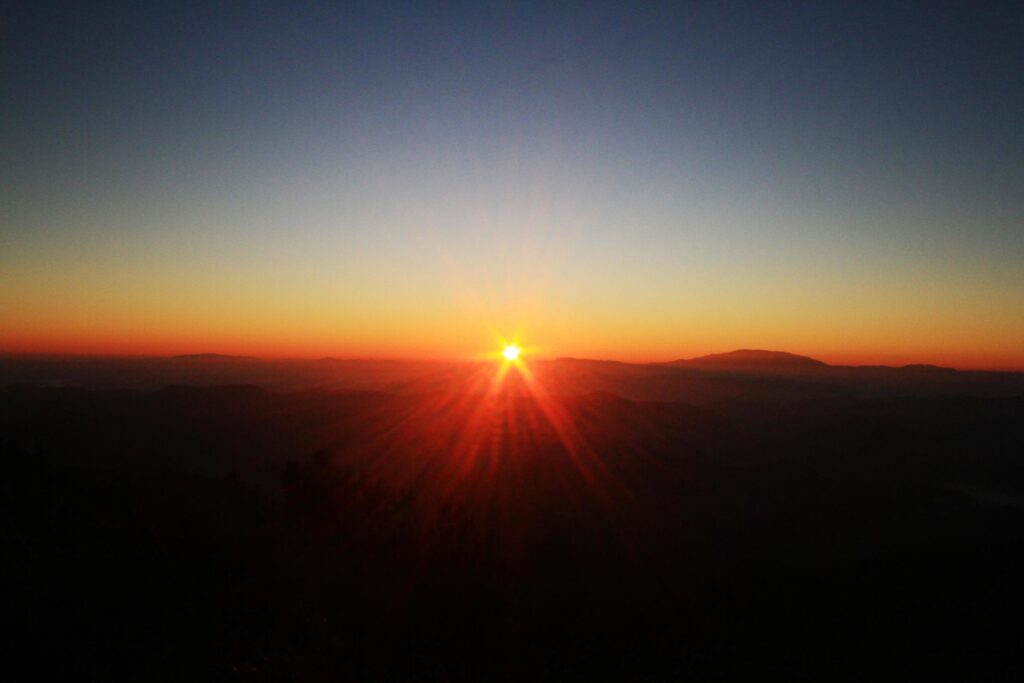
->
(672, 349), (828, 368)
(893, 363), (958, 374)
(172, 353), (259, 361)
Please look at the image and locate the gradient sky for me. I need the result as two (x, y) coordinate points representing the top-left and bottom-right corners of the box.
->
(2, 1), (1023, 367)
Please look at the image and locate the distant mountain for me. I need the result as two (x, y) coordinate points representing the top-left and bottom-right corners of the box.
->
(670, 349), (828, 369)
(172, 353), (259, 361)
(893, 363), (958, 374)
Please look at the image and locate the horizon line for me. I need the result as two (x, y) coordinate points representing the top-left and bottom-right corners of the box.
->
(3, 348), (1024, 374)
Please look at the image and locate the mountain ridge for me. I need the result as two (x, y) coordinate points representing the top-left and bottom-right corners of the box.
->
(667, 349), (828, 368)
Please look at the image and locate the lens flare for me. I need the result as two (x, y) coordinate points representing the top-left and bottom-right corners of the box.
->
(503, 345), (521, 361)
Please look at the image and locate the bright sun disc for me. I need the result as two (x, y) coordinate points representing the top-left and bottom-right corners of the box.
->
(502, 345), (520, 361)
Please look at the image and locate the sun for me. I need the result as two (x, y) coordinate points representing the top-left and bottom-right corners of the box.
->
(502, 345), (521, 361)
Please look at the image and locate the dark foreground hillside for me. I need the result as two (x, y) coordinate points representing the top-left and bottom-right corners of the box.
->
(2, 383), (1024, 680)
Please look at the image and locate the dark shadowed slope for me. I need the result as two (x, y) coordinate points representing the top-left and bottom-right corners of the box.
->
(3, 382), (1024, 680)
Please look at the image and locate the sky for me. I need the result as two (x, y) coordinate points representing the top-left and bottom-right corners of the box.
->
(2, 1), (1023, 368)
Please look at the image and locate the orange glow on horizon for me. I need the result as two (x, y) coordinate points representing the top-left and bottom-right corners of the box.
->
(2, 329), (1024, 371)
(3, 215), (1024, 372)
(2, 297), (1024, 371)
